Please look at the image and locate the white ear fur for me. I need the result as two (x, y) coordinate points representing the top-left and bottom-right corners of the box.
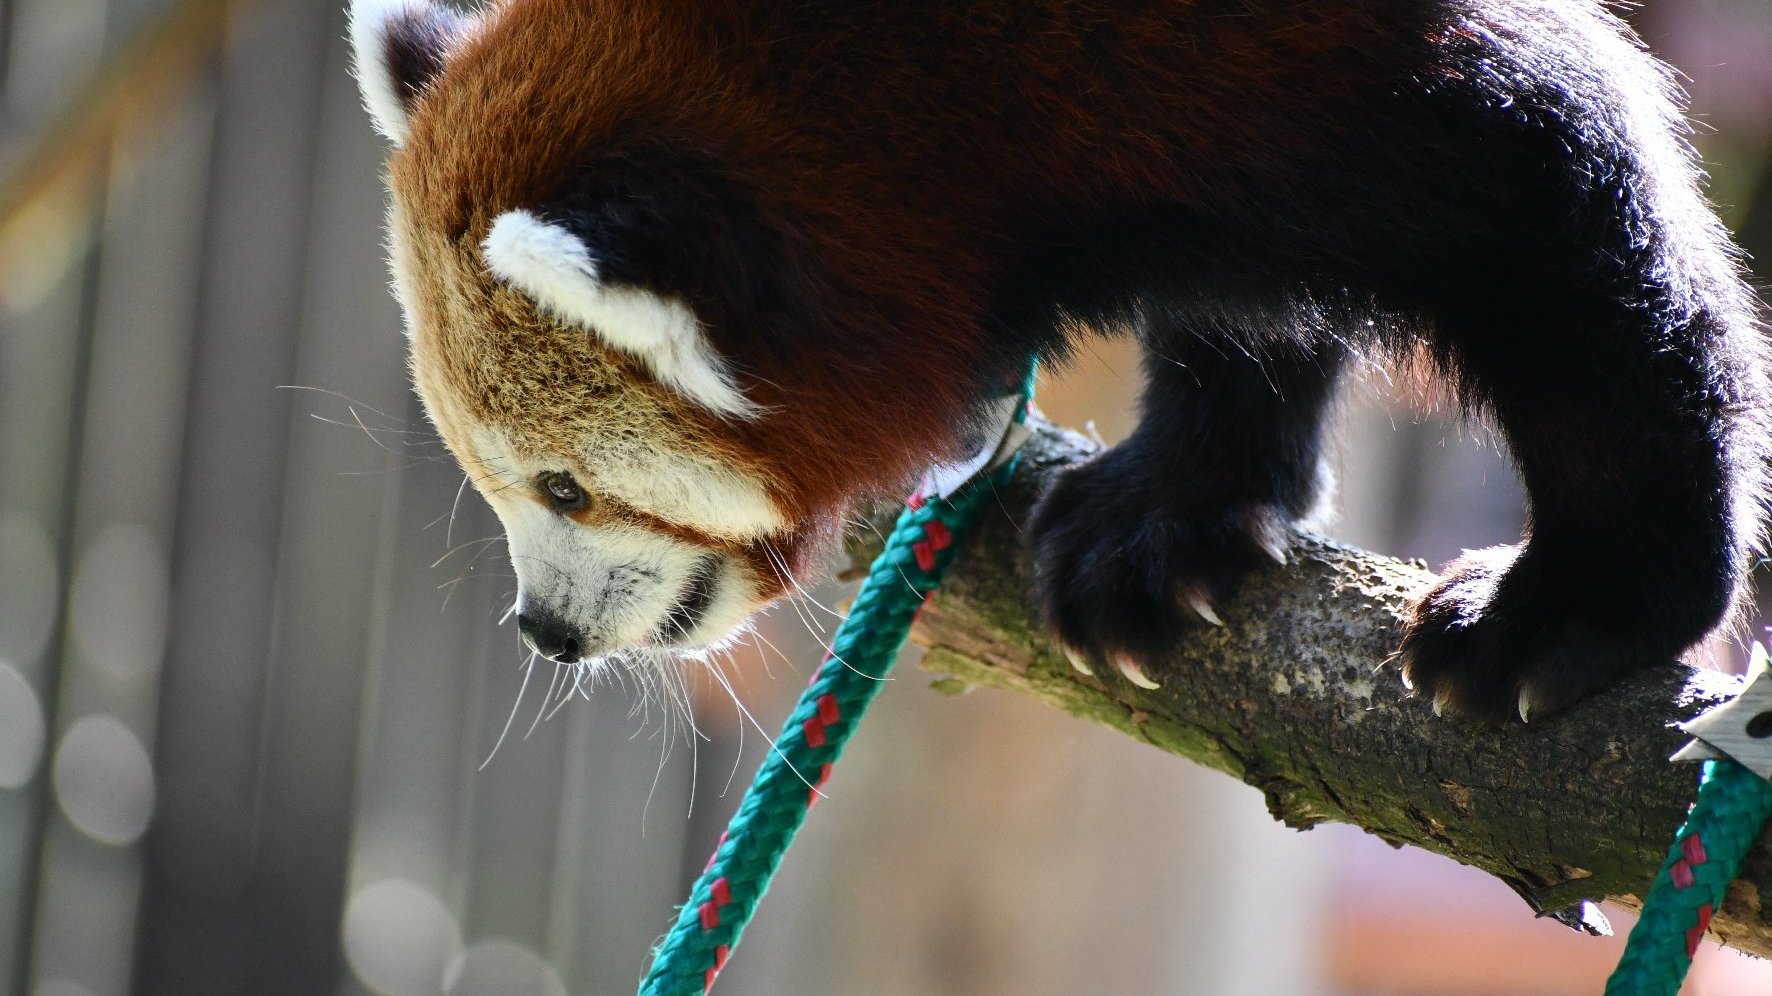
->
(350, 0), (453, 145)
(482, 210), (761, 419)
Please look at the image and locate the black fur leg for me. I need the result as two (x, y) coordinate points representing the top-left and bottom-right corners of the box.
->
(1397, 294), (1759, 721)
(1381, 76), (1768, 721)
(1369, 32), (1767, 721)
(1031, 330), (1344, 683)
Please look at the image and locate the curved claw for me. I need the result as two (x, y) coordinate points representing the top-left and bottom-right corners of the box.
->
(1114, 655), (1162, 690)
(1259, 535), (1289, 566)
(1182, 591), (1225, 627)
(1062, 644), (1095, 677)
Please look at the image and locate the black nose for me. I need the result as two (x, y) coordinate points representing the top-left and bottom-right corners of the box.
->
(518, 612), (583, 663)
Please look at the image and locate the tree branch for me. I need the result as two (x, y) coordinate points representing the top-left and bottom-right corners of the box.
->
(849, 416), (1772, 957)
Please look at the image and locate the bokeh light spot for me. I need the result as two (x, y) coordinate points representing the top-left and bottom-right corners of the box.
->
(343, 879), (463, 996)
(444, 940), (567, 996)
(52, 714), (155, 845)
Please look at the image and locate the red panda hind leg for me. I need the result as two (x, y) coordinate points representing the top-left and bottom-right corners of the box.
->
(1023, 6), (1769, 723)
(1394, 271), (1766, 723)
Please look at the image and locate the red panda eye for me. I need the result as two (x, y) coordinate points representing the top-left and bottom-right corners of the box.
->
(539, 472), (588, 512)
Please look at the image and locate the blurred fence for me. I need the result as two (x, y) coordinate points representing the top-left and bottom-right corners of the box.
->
(0, 1), (706, 992)
(0, 2), (1767, 995)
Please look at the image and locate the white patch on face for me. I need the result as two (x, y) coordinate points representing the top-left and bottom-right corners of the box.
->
(463, 425), (772, 656)
(481, 209), (761, 420)
(496, 498), (755, 653)
(470, 424), (783, 543)
(597, 443), (786, 542)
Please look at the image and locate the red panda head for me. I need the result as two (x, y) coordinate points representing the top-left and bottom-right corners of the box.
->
(351, 0), (1001, 663)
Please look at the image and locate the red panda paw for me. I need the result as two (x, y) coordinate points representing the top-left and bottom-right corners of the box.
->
(1028, 452), (1295, 688)
(1397, 545), (1671, 725)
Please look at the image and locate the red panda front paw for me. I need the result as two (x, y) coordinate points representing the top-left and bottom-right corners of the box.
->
(1397, 545), (1664, 724)
(1028, 456), (1294, 688)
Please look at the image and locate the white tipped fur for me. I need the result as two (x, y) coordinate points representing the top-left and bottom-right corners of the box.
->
(483, 210), (760, 419)
(350, 0), (431, 145)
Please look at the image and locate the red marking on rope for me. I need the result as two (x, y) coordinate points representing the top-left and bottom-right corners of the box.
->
(703, 831), (728, 873)
(1683, 833), (1708, 867)
(808, 763), (834, 808)
(802, 695), (841, 749)
(1671, 832), (1710, 889)
(702, 946), (732, 994)
(912, 520), (955, 572)
(699, 876), (735, 932)
(925, 520), (953, 550)
(1687, 903), (1714, 957)
(913, 540), (936, 572)
(908, 491), (926, 510)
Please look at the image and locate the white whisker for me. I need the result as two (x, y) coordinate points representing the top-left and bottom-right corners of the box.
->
(708, 651), (749, 797)
(445, 473), (473, 547)
(758, 552), (828, 644)
(746, 627), (799, 680)
(763, 541), (848, 623)
(526, 659), (567, 739)
(480, 652), (538, 770)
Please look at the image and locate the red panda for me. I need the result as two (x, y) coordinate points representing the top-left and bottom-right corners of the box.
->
(351, 0), (1769, 723)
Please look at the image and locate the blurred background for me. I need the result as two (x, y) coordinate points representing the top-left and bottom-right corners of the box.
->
(0, 1), (1769, 994)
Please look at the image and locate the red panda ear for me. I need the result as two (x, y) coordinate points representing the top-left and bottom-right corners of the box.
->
(349, 0), (466, 145)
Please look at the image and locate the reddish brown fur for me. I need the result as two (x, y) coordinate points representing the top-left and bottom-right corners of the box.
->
(375, 0), (1772, 717)
(391, 0), (1430, 541)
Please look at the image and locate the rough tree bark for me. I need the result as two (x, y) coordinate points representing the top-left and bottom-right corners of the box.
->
(847, 416), (1772, 959)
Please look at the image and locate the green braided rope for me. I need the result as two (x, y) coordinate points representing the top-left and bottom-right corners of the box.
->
(1605, 759), (1772, 995)
(639, 384), (1031, 995)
